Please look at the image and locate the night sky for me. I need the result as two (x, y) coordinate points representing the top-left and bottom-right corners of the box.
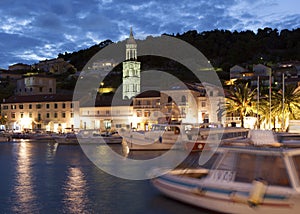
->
(0, 0), (299, 69)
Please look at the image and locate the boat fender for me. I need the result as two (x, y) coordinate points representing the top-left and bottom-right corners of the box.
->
(197, 143), (203, 150)
(191, 187), (205, 195)
(247, 178), (267, 207)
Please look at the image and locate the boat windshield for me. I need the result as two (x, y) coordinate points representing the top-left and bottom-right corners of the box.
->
(211, 151), (291, 187)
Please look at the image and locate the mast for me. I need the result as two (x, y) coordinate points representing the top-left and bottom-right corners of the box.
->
(269, 69), (272, 129)
(282, 73), (285, 131)
(257, 76), (259, 129)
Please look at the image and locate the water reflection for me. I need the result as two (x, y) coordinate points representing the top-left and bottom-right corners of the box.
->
(62, 167), (90, 213)
(12, 141), (39, 213)
(45, 142), (58, 164)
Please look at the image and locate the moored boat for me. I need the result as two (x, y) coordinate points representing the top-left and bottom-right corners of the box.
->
(0, 134), (10, 142)
(120, 124), (248, 152)
(151, 130), (300, 214)
(120, 124), (187, 151)
(54, 130), (122, 145)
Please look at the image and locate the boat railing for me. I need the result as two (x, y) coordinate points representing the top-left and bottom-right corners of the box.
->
(222, 130), (300, 148)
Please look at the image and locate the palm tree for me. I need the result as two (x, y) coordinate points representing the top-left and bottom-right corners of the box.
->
(225, 82), (257, 128)
(271, 84), (300, 130)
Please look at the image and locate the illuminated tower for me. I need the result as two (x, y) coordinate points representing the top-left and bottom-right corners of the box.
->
(122, 28), (141, 100)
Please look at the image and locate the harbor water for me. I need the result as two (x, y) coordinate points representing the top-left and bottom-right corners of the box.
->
(0, 141), (214, 214)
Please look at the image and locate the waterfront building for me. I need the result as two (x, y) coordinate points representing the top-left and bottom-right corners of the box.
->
(1, 94), (79, 132)
(78, 93), (133, 131)
(160, 83), (225, 125)
(78, 83), (225, 131)
(131, 90), (161, 130)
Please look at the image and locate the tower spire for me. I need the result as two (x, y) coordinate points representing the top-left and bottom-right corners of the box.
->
(130, 27), (133, 38)
(126, 27), (137, 60)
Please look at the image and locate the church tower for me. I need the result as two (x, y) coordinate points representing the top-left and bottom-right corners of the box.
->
(122, 28), (141, 100)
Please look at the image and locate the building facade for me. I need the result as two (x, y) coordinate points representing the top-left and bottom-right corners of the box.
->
(1, 95), (79, 133)
(15, 76), (56, 95)
(33, 58), (75, 74)
(122, 28), (141, 100)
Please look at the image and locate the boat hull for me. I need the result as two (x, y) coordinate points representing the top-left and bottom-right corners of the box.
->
(152, 173), (299, 214)
(125, 141), (183, 151)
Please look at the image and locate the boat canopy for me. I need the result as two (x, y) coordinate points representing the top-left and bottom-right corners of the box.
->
(209, 147), (291, 187)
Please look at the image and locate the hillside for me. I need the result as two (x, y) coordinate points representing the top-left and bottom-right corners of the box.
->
(56, 27), (300, 85)
(58, 28), (299, 70)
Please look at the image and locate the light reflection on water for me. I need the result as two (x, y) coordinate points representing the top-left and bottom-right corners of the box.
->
(62, 167), (89, 213)
(12, 141), (40, 213)
(0, 141), (212, 214)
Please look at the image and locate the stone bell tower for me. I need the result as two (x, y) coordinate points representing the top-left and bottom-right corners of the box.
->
(122, 28), (141, 100)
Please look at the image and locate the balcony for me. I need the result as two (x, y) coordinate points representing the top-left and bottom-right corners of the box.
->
(133, 105), (160, 109)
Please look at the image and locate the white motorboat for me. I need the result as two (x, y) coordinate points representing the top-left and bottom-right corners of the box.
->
(119, 124), (187, 151)
(77, 130), (122, 144)
(120, 124), (248, 152)
(53, 133), (78, 145)
(151, 130), (300, 214)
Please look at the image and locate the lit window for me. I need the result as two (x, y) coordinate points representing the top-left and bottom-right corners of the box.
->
(144, 111), (150, 117)
(137, 110), (142, 117)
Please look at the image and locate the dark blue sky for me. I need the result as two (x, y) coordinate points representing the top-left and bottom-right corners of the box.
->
(1, 0), (299, 69)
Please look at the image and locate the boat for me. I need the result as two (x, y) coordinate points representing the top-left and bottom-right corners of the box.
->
(120, 123), (248, 152)
(119, 124), (188, 151)
(0, 134), (10, 142)
(277, 133), (300, 148)
(151, 130), (300, 214)
(53, 133), (78, 145)
(76, 130), (122, 144)
(54, 130), (122, 145)
(185, 126), (248, 151)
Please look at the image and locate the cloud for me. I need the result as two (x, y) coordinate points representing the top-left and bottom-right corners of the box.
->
(0, 0), (299, 69)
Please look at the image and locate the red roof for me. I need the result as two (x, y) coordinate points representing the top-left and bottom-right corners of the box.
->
(3, 94), (76, 104)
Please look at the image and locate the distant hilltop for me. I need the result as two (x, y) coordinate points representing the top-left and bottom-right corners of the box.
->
(57, 27), (300, 72)
(4, 27), (300, 76)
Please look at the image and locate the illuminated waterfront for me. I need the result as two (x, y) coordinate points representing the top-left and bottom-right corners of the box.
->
(0, 141), (213, 214)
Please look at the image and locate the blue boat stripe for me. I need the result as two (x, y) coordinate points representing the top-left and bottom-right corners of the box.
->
(159, 175), (289, 200)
